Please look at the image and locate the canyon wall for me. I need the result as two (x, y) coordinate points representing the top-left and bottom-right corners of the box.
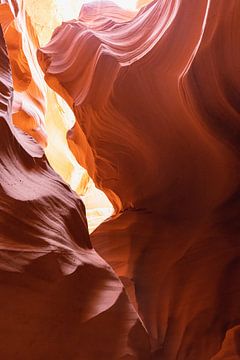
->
(0, 1), (150, 358)
(1, 0), (47, 146)
(0, 0), (240, 358)
(38, 0), (240, 358)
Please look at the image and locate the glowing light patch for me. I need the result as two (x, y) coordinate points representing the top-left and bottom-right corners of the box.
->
(56, 0), (137, 22)
(25, 0), (116, 233)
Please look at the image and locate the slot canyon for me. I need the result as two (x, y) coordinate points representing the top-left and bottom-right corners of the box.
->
(0, 0), (240, 358)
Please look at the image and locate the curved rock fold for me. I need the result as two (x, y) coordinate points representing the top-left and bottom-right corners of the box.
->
(1, 0), (240, 358)
(38, 0), (240, 358)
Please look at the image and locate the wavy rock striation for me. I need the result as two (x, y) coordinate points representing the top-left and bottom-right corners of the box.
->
(38, 0), (240, 358)
(0, 20), (150, 359)
(1, 0), (47, 146)
(1, 0), (115, 234)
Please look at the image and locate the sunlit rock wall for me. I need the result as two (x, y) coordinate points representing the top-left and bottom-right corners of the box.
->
(0, 0), (113, 233)
(1, 0), (47, 145)
(38, 0), (240, 358)
(0, 5), (149, 358)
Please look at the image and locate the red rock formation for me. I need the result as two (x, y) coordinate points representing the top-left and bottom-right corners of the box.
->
(211, 326), (240, 359)
(0, 19), (150, 359)
(38, 0), (240, 358)
(1, 0), (47, 146)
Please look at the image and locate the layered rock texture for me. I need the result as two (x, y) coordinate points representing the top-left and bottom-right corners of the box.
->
(0, 0), (114, 234)
(1, 0), (47, 145)
(1, 0), (240, 358)
(0, 1), (149, 359)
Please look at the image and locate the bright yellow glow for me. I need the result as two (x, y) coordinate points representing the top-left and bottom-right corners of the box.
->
(45, 89), (114, 234)
(25, 0), (117, 234)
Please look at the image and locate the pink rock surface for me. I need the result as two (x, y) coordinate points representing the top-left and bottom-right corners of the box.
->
(0, 22), (150, 359)
(38, 0), (240, 358)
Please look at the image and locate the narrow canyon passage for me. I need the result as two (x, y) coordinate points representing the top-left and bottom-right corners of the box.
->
(0, 0), (240, 359)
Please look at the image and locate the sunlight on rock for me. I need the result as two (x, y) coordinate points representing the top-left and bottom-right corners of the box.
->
(25, 0), (114, 233)
(44, 89), (114, 233)
(25, 0), (138, 46)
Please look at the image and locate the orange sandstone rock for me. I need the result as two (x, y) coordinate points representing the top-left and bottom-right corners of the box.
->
(38, 0), (240, 358)
(0, 22), (150, 359)
(1, 0), (47, 146)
